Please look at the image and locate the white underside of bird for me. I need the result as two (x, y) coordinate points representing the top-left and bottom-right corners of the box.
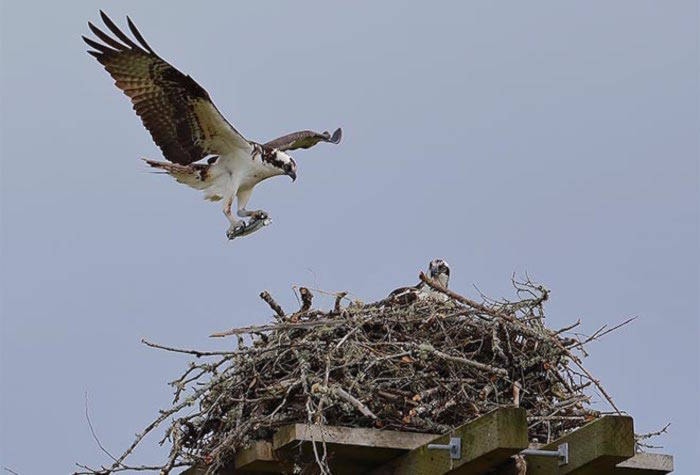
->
(145, 145), (292, 238)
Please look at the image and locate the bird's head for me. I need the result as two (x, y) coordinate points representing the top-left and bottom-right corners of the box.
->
(261, 147), (297, 181)
(428, 259), (450, 288)
(285, 155), (297, 182)
(276, 150), (297, 181)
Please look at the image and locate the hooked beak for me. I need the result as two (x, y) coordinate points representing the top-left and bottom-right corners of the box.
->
(287, 170), (297, 182)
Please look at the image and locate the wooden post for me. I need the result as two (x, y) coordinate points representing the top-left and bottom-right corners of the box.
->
(615, 453), (674, 474)
(370, 407), (528, 475)
(525, 416), (635, 475)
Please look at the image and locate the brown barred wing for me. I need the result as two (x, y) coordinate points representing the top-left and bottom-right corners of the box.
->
(264, 128), (342, 152)
(83, 11), (250, 165)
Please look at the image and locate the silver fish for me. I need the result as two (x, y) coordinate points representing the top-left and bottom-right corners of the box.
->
(227, 213), (272, 240)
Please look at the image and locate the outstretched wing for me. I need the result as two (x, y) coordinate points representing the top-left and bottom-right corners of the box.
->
(83, 11), (251, 165)
(264, 128), (342, 152)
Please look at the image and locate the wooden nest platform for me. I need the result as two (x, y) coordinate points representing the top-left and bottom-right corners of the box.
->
(75, 274), (672, 474)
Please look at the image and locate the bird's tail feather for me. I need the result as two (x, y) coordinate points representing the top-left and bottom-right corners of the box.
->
(141, 158), (214, 192)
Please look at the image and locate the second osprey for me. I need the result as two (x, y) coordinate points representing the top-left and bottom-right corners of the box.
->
(83, 11), (342, 239)
(388, 259), (451, 304)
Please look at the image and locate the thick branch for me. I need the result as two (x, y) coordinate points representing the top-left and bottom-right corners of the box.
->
(260, 290), (285, 319)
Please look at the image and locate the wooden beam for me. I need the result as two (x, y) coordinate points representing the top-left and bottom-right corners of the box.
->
(179, 415), (664, 475)
(177, 441), (285, 474)
(234, 440), (295, 473)
(273, 424), (439, 474)
(525, 416), (635, 475)
(615, 453), (674, 474)
(273, 423), (437, 452)
(180, 425), (437, 474)
(370, 407), (528, 475)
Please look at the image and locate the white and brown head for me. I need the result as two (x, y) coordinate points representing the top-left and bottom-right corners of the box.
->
(260, 146), (297, 181)
(428, 259), (450, 288)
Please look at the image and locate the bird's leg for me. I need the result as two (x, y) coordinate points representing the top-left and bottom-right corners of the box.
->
(236, 188), (269, 221)
(224, 195), (246, 239)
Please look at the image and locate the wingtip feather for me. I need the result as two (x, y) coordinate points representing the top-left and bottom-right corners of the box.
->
(99, 10), (140, 50)
(88, 21), (128, 51)
(82, 36), (115, 54)
(126, 16), (154, 53)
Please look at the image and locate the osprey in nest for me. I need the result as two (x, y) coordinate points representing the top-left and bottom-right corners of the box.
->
(83, 11), (342, 239)
(388, 259), (451, 304)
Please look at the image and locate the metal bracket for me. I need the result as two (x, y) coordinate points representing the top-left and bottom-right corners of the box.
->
(427, 437), (461, 460)
(425, 438), (568, 465)
(521, 442), (569, 466)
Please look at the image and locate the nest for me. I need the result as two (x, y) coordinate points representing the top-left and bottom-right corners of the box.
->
(76, 274), (627, 475)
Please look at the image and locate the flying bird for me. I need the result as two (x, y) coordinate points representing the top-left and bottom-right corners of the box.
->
(82, 11), (342, 239)
(388, 259), (451, 304)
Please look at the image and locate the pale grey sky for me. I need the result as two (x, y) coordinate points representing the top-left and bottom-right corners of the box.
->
(1, 1), (698, 473)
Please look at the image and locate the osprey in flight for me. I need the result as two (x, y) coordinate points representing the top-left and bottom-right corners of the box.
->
(83, 12), (342, 239)
(388, 259), (451, 304)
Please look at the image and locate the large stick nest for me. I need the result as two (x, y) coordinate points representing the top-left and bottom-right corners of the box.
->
(77, 274), (628, 474)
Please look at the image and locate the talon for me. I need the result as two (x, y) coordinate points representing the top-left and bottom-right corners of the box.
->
(226, 222), (247, 240)
(252, 211), (269, 221)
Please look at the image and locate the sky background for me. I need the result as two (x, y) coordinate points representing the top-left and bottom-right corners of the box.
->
(1, 1), (698, 473)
